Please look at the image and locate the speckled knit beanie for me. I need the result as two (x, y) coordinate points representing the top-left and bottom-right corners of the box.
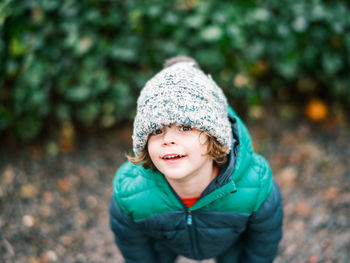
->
(132, 56), (233, 157)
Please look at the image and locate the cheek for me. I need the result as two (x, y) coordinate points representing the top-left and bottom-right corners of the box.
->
(147, 138), (158, 160)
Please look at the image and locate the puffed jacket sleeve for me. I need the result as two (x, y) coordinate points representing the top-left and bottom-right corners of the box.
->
(240, 181), (283, 263)
(109, 195), (159, 263)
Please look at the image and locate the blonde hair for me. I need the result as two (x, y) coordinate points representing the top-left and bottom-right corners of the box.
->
(127, 133), (228, 171)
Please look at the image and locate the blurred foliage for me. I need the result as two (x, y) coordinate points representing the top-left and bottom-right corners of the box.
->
(1, 0), (349, 141)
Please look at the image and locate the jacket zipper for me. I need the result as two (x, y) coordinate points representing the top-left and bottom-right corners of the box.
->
(167, 184), (201, 258)
(187, 210), (193, 225)
(186, 210), (201, 259)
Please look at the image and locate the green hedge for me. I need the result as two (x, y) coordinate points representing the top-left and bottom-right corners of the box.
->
(1, 0), (349, 140)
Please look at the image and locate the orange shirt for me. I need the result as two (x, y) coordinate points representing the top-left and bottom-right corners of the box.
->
(182, 196), (201, 208)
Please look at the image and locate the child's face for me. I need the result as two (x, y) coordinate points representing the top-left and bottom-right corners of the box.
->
(147, 125), (213, 183)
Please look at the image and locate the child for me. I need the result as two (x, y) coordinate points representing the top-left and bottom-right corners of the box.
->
(109, 56), (283, 263)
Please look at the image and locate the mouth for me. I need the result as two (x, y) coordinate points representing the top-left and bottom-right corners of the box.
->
(162, 154), (186, 160)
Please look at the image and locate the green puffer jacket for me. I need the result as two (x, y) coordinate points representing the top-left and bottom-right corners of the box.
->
(109, 107), (283, 263)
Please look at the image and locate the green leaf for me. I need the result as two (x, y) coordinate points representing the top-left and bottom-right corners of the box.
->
(76, 37), (93, 55)
(15, 117), (42, 142)
(76, 103), (99, 126)
(66, 86), (90, 102)
(310, 3), (327, 21)
(200, 26), (223, 42)
(276, 53), (298, 79)
(196, 48), (225, 69)
(55, 103), (71, 121)
(245, 41), (265, 62)
(249, 8), (270, 22)
(5, 59), (19, 76)
(185, 14), (205, 28)
(10, 36), (27, 57)
(322, 52), (342, 75)
(277, 23), (290, 37)
(129, 8), (143, 29)
(163, 12), (179, 25)
(292, 16), (308, 32)
(0, 105), (11, 131)
(41, 0), (60, 11)
(146, 5), (162, 18)
(111, 46), (137, 62)
(227, 24), (246, 48)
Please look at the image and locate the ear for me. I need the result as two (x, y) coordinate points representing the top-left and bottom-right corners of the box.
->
(198, 131), (209, 146)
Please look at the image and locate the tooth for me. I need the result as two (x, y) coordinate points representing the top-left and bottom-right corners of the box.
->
(164, 155), (182, 159)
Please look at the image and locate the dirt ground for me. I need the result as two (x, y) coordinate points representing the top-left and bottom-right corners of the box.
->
(1, 113), (349, 263)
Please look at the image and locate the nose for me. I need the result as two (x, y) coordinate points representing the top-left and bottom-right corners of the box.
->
(162, 127), (176, 146)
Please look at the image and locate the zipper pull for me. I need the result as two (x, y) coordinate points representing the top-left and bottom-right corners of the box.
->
(187, 211), (192, 226)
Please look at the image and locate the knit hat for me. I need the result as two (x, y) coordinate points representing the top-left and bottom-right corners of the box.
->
(132, 56), (233, 157)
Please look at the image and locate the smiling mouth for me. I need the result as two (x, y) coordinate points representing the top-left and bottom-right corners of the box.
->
(162, 154), (186, 160)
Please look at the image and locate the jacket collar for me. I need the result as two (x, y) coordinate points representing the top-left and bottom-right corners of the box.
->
(190, 107), (253, 210)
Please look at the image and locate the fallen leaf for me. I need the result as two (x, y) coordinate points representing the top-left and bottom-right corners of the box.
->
(86, 196), (98, 208)
(20, 184), (39, 199)
(285, 243), (298, 255)
(323, 187), (340, 201)
(60, 235), (73, 246)
(40, 205), (52, 218)
(295, 200), (311, 218)
(22, 215), (36, 227)
(28, 257), (40, 263)
(75, 211), (88, 226)
(57, 179), (71, 193)
(308, 255), (319, 263)
(42, 191), (54, 204)
(3, 166), (15, 184)
(61, 197), (71, 209)
(40, 250), (58, 263)
(46, 251), (58, 262)
(276, 166), (298, 187)
(292, 220), (306, 235)
(298, 142), (324, 160)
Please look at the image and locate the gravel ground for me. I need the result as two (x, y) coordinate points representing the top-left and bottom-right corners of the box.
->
(1, 115), (349, 263)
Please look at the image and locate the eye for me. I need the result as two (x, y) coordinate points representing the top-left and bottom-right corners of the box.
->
(152, 129), (163, 135)
(180, 125), (192, 132)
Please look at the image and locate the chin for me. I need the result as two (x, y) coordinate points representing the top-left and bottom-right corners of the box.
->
(161, 170), (188, 180)
(167, 175), (186, 180)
